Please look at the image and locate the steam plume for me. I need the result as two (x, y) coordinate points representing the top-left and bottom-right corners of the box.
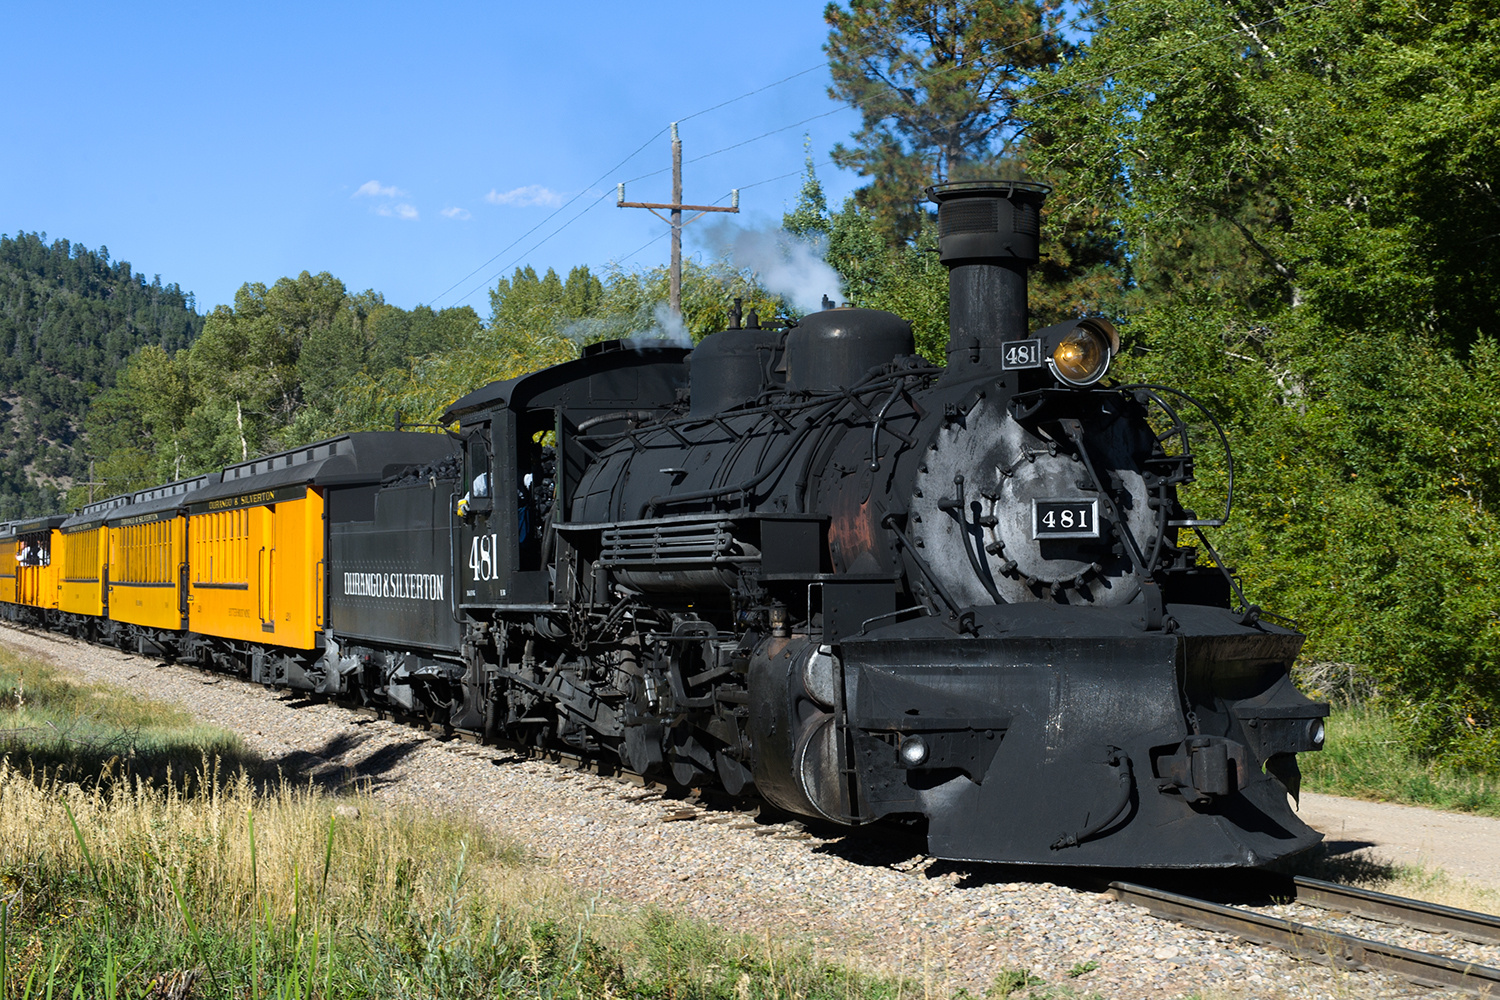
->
(700, 220), (843, 315)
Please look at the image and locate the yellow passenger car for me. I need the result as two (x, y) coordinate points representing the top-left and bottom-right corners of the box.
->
(0, 523), (16, 607)
(186, 433), (451, 652)
(106, 475), (217, 640)
(12, 516), (66, 617)
(58, 496), (132, 622)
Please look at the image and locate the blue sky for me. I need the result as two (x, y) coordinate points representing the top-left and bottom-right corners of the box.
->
(0, 2), (866, 315)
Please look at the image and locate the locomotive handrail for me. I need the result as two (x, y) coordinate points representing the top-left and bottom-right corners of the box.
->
(881, 512), (978, 634)
(940, 474), (1003, 603)
(1120, 384), (1236, 528)
(868, 382), (909, 473)
(1059, 419), (1153, 579)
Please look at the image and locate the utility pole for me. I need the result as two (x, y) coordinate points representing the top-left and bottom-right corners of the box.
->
(617, 122), (740, 317)
(79, 460), (106, 504)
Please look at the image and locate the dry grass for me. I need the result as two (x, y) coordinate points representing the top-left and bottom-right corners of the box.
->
(0, 641), (905, 999)
(0, 757), (906, 996)
(1378, 861), (1500, 916)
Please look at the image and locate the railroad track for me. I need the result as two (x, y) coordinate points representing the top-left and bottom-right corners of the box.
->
(13, 621), (1500, 992)
(1111, 877), (1500, 993)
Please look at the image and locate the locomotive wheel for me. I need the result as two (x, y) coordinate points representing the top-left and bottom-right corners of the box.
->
(668, 730), (715, 788)
(715, 750), (754, 797)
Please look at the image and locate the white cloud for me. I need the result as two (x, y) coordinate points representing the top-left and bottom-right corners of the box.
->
(441, 206), (472, 220)
(353, 179), (404, 198)
(375, 203), (420, 220)
(486, 184), (564, 208)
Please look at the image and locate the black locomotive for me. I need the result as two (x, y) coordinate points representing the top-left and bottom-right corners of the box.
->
(8, 182), (1330, 868)
(342, 181), (1328, 867)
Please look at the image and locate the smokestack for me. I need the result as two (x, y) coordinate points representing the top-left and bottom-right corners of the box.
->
(927, 181), (1050, 377)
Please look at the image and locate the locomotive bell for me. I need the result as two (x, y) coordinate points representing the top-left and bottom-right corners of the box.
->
(927, 181), (1050, 378)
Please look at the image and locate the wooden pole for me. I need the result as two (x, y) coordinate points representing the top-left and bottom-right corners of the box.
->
(671, 123), (683, 316)
(617, 123), (740, 320)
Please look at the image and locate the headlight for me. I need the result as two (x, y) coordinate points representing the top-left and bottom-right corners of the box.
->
(1309, 719), (1326, 748)
(898, 735), (929, 766)
(1047, 324), (1112, 386)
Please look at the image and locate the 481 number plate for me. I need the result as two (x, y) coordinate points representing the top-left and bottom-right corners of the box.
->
(1032, 498), (1101, 539)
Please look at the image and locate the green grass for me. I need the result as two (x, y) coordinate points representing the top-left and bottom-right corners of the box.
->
(1302, 704), (1500, 816)
(0, 645), (261, 789)
(0, 644), (917, 1000)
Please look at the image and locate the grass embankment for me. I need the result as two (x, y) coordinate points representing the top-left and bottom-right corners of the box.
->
(0, 647), (920, 999)
(1302, 704), (1500, 817)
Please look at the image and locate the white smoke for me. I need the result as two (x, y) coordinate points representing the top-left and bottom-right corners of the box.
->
(633, 302), (693, 349)
(556, 301), (693, 352)
(699, 220), (843, 315)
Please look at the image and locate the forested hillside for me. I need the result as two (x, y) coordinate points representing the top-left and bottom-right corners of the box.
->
(85, 272), (483, 496)
(0, 234), (202, 518)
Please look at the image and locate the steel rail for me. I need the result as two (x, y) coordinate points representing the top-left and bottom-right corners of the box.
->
(1294, 876), (1500, 946)
(1110, 881), (1500, 994)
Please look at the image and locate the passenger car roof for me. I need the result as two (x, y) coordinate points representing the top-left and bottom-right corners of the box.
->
(189, 432), (458, 504)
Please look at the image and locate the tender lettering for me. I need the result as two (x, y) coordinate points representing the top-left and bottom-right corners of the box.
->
(342, 572), (445, 602)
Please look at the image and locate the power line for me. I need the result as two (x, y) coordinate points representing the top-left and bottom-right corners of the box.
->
(615, 160), (832, 266)
(675, 64), (827, 126)
(668, 2), (974, 126)
(599, 4), (1117, 192)
(617, 230), (670, 265)
(431, 7), (983, 303)
(449, 188), (619, 306)
(430, 128), (668, 305)
(435, 0), (1304, 306)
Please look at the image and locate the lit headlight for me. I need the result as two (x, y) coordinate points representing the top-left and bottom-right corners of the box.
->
(1033, 318), (1120, 388)
(1046, 323), (1112, 386)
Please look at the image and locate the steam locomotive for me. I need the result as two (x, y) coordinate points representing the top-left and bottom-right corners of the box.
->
(1, 182), (1328, 868)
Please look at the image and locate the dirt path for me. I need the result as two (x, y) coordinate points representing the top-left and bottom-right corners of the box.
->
(1300, 791), (1500, 891)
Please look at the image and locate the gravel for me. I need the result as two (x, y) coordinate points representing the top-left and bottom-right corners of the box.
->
(5, 622), (1496, 999)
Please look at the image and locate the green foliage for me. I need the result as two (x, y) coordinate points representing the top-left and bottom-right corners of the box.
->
(1021, 0), (1500, 765)
(0, 233), (202, 517)
(786, 156), (1127, 363)
(1302, 704), (1500, 816)
(826, 203), (950, 362)
(337, 262), (781, 432)
(1034, 0), (1499, 337)
(0, 645), (255, 788)
(85, 273), (480, 495)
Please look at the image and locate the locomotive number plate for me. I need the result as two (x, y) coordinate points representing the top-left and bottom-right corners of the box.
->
(1001, 338), (1043, 370)
(1032, 499), (1101, 539)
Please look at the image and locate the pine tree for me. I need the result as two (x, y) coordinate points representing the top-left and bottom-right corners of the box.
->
(824, 0), (1070, 245)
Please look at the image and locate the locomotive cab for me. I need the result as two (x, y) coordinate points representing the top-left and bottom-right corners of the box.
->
(442, 338), (691, 610)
